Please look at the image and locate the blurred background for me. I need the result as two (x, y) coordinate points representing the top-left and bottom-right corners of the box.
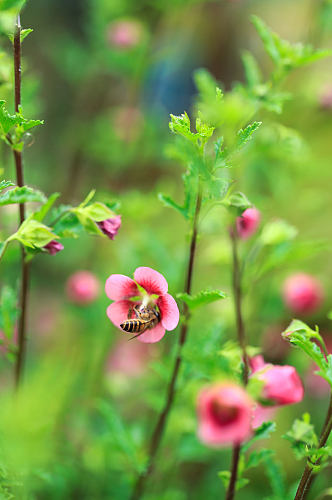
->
(0, 0), (332, 498)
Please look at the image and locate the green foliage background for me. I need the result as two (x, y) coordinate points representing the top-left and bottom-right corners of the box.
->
(0, 0), (332, 498)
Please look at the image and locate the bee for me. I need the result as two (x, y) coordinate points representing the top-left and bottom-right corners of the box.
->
(120, 304), (161, 340)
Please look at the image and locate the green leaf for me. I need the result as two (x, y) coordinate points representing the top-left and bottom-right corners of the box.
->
(20, 28), (33, 42)
(260, 220), (298, 245)
(237, 121), (261, 150)
(0, 186), (46, 206)
(0, 180), (14, 192)
(242, 422), (276, 452)
(218, 470), (249, 492)
(79, 189), (96, 208)
(76, 201), (113, 222)
(14, 218), (56, 249)
(316, 354), (332, 387)
(177, 289), (227, 310)
(0, 285), (18, 340)
(251, 16), (281, 64)
(246, 449), (274, 469)
(241, 51), (262, 88)
(0, 0), (25, 10)
(0, 100), (20, 134)
(33, 192), (60, 222)
(283, 413), (319, 460)
(169, 112), (196, 142)
(158, 193), (188, 219)
(223, 191), (252, 213)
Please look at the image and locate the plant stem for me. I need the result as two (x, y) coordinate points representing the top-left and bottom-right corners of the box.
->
(130, 188), (202, 500)
(225, 227), (250, 500)
(13, 15), (29, 388)
(294, 393), (332, 500)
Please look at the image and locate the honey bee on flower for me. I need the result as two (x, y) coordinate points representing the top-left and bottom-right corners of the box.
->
(105, 267), (179, 343)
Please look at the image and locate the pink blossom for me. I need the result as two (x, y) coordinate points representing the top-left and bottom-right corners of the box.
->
(107, 20), (143, 49)
(252, 404), (276, 429)
(250, 355), (304, 405)
(43, 240), (64, 255)
(105, 267), (179, 343)
(197, 383), (253, 447)
(66, 271), (100, 305)
(282, 273), (324, 314)
(106, 339), (156, 377)
(236, 207), (260, 239)
(97, 215), (121, 240)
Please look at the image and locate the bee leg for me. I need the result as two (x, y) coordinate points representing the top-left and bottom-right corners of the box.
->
(127, 306), (134, 319)
(128, 323), (148, 341)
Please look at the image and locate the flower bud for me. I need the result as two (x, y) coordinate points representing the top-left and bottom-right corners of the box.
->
(107, 20), (143, 49)
(282, 273), (324, 314)
(197, 383), (253, 446)
(43, 240), (64, 255)
(97, 215), (121, 240)
(251, 356), (304, 405)
(236, 207), (260, 239)
(66, 271), (100, 305)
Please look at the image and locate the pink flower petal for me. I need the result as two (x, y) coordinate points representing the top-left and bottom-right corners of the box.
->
(106, 300), (132, 328)
(137, 323), (165, 344)
(105, 274), (138, 301)
(134, 267), (168, 296)
(158, 293), (179, 331)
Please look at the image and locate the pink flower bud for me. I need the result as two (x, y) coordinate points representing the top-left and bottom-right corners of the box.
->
(66, 271), (100, 305)
(197, 383), (253, 447)
(282, 273), (324, 314)
(97, 215), (121, 240)
(44, 240), (64, 255)
(251, 356), (304, 405)
(236, 207), (260, 239)
(107, 20), (143, 49)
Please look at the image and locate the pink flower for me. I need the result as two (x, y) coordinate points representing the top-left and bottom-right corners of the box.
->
(66, 271), (100, 305)
(105, 267), (179, 343)
(282, 273), (324, 314)
(236, 207), (260, 239)
(107, 20), (143, 49)
(252, 404), (276, 429)
(97, 215), (121, 240)
(106, 339), (156, 377)
(197, 383), (253, 447)
(43, 240), (64, 255)
(250, 355), (304, 405)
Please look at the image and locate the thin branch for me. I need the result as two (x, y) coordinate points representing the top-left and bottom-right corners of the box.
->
(130, 187), (202, 500)
(225, 227), (250, 500)
(12, 15), (29, 388)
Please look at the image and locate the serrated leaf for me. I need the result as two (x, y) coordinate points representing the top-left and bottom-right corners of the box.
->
(218, 470), (249, 492)
(316, 354), (332, 387)
(0, 186), (46, 205)
(241, 51), (262, 88)
(177, 289), (227, 309)
(246, 449), (274, 469)
(20, 28), (33, 42)
(251, 16), (281, 64)
(77, 202), (113, 222)
(14, 218), (56, 248)
(0, 100), (20, 134)
(0, 180), (14, 192)
(237, 121), (261, 150)
(242, 422), (276, 452)
(158, 193), (188, 219)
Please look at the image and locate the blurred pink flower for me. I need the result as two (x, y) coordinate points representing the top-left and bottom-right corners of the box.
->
(107, 20), (143, 49)
(252, 404), (276, 429)
(113, 107), (143, 142)
(197, 383), (253, 447)
(319, 86), (332, 110)
(105, 267), (179, 343)
(236, 207), (260, 239)
(97, 215), (121, 240)
(250, 355), (304, 405)
(66, 271), (100, 305)
(44, 240), (64, 255)
(106, 338), (156, 377)
(282, 273), (324, 314)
